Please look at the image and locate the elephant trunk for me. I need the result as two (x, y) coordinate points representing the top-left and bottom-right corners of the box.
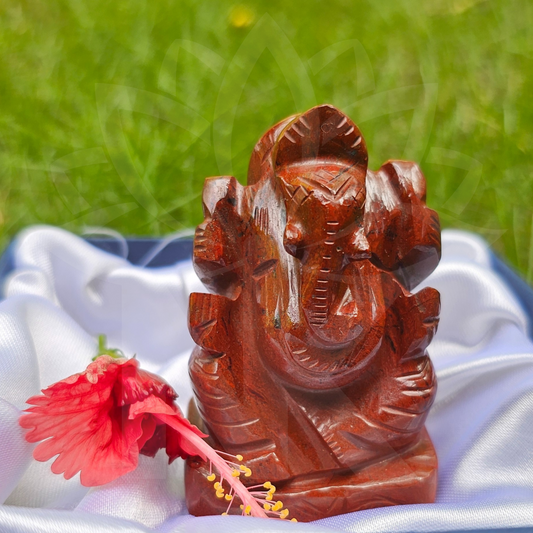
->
(302, 227), (343, 327)
(299, 223), (371, 343)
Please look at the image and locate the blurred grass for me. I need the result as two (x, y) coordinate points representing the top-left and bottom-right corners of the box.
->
(0, 0), (532, 279)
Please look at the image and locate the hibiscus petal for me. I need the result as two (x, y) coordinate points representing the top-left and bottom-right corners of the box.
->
(139, 423), (166, 458)
(128, 395), (208, 461)
(137, 415), (157, 452)
(28, 403), (145, 486)
(19, 357), (147, 486)
(128, 395), (177, 419)
(79, 415), (145, 486)
(115, 363), (177, 407)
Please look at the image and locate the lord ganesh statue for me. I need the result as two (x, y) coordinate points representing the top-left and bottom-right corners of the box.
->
(185, 104), (441, 521)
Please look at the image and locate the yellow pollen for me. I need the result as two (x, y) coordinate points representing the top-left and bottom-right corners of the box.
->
(244, 505), (251, 515)
(231, 470), (240, 477)
(272, 501), (283, 511)
(244, 468), (252, 477)
(280, 509), (289, 519)
(239, 504), (244, 510)
(265, 493), (273, 501)
(214, 482), (221, 489)
(239, 465), (247, 472)
(268, 486), (276, 494)
(207, 474), (216, 482)
(221, 512), (228, 516)
(216, 491), (224, 499)
(236, 454), (243, 461)
(291, 518), (298, 522)
(263, 481), (272, 489)
(263, 503), (271, 511)
(225, 494), (232, 501)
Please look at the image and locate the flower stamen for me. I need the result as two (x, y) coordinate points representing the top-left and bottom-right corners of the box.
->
(198, 448), (292, 520)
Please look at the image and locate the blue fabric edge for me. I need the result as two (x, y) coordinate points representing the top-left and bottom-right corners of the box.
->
(491, 253), (533, 338)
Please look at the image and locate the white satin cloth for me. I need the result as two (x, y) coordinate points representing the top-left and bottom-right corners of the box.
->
(1, 226), (532, 533)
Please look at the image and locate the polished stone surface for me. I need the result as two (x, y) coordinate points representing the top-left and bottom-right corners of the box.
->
(186, 104), (441, 521)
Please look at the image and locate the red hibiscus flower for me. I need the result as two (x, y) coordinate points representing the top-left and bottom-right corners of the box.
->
(19, 347), (293, 519)
(19, 355), (207, 487)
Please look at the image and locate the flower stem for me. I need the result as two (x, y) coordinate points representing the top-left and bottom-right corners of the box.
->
(92, 335), (125, 361)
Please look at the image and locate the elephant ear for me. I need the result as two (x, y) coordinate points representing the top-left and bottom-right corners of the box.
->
(274, 104), (368, 176)
(365, 161), (441, 291)
(247, 115), (296, 185)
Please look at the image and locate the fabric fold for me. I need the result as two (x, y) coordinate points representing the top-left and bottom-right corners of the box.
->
(1, 225), (532, 532)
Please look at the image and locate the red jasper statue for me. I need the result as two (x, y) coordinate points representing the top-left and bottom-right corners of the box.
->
(185, 105), (441, 521)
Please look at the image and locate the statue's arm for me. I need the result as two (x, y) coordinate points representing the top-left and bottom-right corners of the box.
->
(374, 284), (439, 436)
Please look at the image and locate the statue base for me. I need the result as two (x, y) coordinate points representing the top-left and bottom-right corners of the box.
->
(185, 429), (437, 522)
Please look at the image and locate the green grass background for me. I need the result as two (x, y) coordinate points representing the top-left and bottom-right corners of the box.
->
(1, 0), (532, 279)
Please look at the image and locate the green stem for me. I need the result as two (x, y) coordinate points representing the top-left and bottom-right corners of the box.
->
(92, 334), (125, 361)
